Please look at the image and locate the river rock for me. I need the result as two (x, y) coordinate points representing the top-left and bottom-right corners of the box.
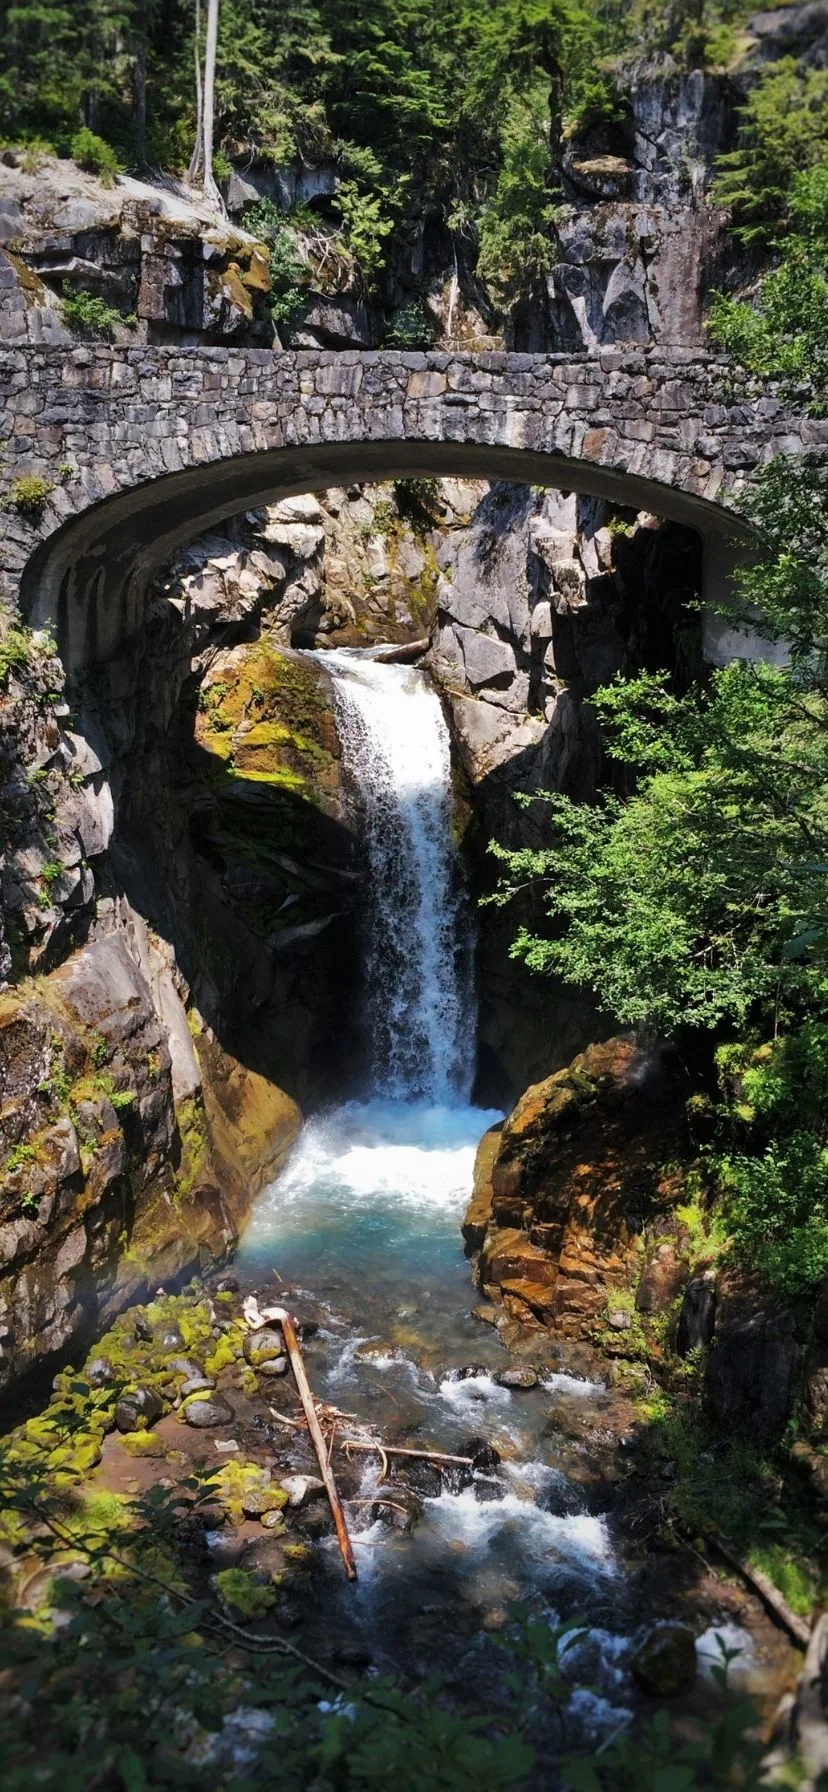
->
(495, 1366), (539, 1390)
(462, 1436), (501, 1472)
(243, 1329), (285, 1368)
(134, 1315), (154, 1342)
(115, 1387), (164, 1433)
(631, 1623), (697, 1696)
(169, 1357), (204, 1380)
(180, 1375), (216, 1397)
(256, 1357), (289, 1377)
(184, 1392), (235, 1428)
(86, 1357), (116, 1386)
(279, 1474), (326, 1509)
(371, 1485), (422, 1532)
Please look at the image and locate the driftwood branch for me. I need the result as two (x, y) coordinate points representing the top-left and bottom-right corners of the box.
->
(702, 1527), (812, 1648)
(339, 1439), (473, 1468)
(246, 1298), (357, 1582)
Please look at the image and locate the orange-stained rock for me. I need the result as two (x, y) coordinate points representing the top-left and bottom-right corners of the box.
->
(461, 1122), (502, 1249)
(469, 1033), (690, 1342)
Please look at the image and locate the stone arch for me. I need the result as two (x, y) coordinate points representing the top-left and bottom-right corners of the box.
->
(20, 438), (747, 676)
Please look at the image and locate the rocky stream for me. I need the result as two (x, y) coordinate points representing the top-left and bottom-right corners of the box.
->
(0, 639), (802, 1773)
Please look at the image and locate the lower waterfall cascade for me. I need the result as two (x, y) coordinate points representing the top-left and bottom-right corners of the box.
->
(235, 649), (769, 1735)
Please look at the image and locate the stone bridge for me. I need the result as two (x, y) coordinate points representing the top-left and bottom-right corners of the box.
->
(1, 344), (824, 672)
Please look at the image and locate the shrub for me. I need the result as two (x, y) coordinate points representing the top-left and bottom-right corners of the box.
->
(69, 127), (121, 186)
(241, 198), (306, 334)
(9, 475), (54, 517)
(61, 289), (134, 339)
(384, 298), (434, 349)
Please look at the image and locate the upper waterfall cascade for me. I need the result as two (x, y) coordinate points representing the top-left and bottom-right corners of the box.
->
(321, 650), (474, 1105)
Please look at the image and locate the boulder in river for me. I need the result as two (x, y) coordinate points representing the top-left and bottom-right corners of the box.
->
(279, 1474), (325, 1509)
(631, 1623), (697, 1696)
(183, 1392), (235, 1428)
(495, 1366), (539, 1390)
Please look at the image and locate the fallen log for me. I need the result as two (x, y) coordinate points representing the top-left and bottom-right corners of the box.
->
(370, 637), (430, 665)
(245, 1298), (357, 1582)
(702, 1527), (812, 1648)
(339, 1438), (474, 1468)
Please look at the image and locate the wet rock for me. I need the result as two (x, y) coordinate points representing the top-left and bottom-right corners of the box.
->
(260, 1508), (287, 1531)
(631, 1624), (697, 1697)
(370, 1485), (422, 1532)
(134, 1315), (154, 1343)
(183, 1392), (235, 1429)
(462, 1436), (501, 1473)
(256, 1357), (289, 1377)
(243, 1329), (285, 1368)
(453, 1364), (490, 1381)
(279, 1474), (325, 1509)
(495, 1366), (539, 1390)
(115, 1387), (164, 1433)
(401, 1459), (443, 1499)
(472, 1304), (503, 1327)
(462, 1124), (502, 1249)
(676, 1273), (717, 1354)
(214, 1276), (240, 1294)
(160, 1328), (185, 1351)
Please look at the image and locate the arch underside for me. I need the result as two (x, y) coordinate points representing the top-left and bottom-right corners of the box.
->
(21, 437), (748, 673)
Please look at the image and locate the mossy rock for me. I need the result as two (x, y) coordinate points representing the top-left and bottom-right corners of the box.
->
(214, 1459), (288, 1524)
(120, 1428), (166, 1458)
(214, 1566), (277, 1617)
(195, 644), (340, 810)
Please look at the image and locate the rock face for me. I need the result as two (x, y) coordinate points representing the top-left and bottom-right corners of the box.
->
(704, 1275), (801, 1442)
(465, 1035), (691, 1336)
(0, 157), (274, 348)
(0, 928), (300, 1395)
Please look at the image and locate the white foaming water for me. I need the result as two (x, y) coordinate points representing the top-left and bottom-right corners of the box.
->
(321, 650), (474, 1102)
(423, 1485), (617, 1574)
(247, 1098), (500, 1234)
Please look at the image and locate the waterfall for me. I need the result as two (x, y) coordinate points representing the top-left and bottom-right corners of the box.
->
(321, 650), (474, 1105)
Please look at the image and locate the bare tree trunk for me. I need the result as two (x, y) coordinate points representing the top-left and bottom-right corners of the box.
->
(133, 0), (148, 164)
(200, 0), (225, 212)
(188, 0), (204, 182)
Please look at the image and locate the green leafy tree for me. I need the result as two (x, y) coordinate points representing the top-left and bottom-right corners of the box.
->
(709, 163), (828, 408)
(712, 57), (828, 245)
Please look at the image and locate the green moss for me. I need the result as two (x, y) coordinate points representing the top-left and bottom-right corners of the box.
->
(214, 1567), (277, 1617)
(9, 475), (54, 517)
(213, 1459), (288, 1524)
(175, 1096), (209, 1200)
(120, 1429), (166, 1458)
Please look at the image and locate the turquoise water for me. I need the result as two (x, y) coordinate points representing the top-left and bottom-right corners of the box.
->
(235, 1098), (638, 1729)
